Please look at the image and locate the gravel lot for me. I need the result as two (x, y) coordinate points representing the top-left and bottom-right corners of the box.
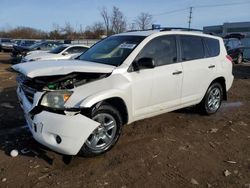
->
(0, 53), (250, 188)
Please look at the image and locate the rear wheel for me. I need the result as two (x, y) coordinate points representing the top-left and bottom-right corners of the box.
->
(199, 82), (223, 115)
(79, 104), (123, 157)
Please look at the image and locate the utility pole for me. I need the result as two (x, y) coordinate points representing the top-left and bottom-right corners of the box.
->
(188, 7), (193, 29)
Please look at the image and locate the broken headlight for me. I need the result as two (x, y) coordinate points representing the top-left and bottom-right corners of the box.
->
(40, 91), (73, 109)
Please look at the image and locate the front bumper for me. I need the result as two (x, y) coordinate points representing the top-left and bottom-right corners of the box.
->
(17, 85), (99, 155)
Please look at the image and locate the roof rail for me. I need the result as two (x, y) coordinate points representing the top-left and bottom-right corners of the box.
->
(126, 28), (154, 32)
(159, 27), (203, 32)
(126, 26), (215, 35)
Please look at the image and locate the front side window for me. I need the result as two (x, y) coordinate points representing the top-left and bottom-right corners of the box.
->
(79, 36), (145, 66)
(136, 35), (177, 66)
(180, 35), (204, 61)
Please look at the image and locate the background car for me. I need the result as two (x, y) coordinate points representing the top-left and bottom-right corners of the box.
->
(13, 39), (38, 48)
(223, 33), (245, 64)
(22, 44), (89, 62)
(11, 40), (63, 63)
(0, 38), (14, 52)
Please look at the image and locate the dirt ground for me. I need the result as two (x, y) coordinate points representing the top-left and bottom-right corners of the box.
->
(0, 52), (250, 188)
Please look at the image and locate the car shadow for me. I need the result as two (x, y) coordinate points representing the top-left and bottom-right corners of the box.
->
(233, 63), (250, 79)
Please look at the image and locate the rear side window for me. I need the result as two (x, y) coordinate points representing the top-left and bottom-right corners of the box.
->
(180, 36), (204, 61)
(204, 38), (220, 57)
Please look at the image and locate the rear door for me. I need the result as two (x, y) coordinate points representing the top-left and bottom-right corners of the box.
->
(179, 35), (217, 105)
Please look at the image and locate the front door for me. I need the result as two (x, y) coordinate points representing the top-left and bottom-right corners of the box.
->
(130, 35), (183, 118)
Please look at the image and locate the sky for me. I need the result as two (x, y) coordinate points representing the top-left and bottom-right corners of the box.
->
(0, 0), (250, 31)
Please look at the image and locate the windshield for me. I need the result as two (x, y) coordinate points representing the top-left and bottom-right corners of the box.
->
(2, 39), (11, 43)
(49, 45), (67, 54)
(29, 42), (43, 49)
(79, 35), (145, 66)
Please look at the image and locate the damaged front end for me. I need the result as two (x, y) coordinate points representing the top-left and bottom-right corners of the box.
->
(15, 72), (110, 155)
(17, 72), (109, 110)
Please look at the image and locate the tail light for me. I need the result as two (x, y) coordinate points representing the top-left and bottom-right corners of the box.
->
(226, 55), (233, 63)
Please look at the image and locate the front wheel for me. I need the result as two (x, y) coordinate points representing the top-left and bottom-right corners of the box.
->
(199, 82), (223, 115)
(79, 104), (123, 157)
(236, 53), (243, 64)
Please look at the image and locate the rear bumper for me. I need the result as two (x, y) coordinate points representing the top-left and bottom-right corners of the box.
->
(17, 86), (99, 155)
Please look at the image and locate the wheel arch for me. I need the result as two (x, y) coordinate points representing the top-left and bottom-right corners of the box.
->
(209, 77), (227, 100)
(99, 97), (129, 125)
(80, 92), (129, 125)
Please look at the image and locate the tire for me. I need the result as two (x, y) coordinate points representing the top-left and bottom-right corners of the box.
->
(199, 82), (223, 115)
(236, 53), (243, 64)
(79, 104), (123, 157)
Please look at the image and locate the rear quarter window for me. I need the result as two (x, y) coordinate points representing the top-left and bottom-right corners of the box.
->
(204, 38), (220, 57)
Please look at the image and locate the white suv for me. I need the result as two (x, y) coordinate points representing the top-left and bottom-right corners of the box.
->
(12, 29), (234, 156)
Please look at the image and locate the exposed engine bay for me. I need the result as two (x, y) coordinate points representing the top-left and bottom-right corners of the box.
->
(17, 72), (110, 91)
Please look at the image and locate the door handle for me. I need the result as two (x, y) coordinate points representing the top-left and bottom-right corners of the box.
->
(208, 65), (215, 69)
(172, 71), (182, 75)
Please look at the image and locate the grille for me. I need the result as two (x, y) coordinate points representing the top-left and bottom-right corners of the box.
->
(21, 84), (36, 104)
(17, 74), (37, 104)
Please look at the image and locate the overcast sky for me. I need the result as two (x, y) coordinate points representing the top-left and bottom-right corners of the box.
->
(0, 0), (250, 31)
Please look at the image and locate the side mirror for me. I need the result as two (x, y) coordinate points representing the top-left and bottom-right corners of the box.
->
(135, 57), (155, 70)
(62, 52), (69, 56)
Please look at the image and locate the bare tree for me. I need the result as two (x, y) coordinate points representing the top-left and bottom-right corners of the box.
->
(128, 23), (137, 31)
(111, 6), (126, 34)
(49, 23), (61, 39)
(134, 12), (153, 30)
(6, 26), (48, 39)
(62, 22), (75, 39)
(100, 7), (110, 36)
(84, 22), (105, 39)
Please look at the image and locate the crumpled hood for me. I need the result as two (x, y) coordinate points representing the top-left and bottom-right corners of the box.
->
(12, 60), (115, 78)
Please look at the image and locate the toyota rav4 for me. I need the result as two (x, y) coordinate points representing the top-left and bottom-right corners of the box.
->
(12, 29), (234, 156)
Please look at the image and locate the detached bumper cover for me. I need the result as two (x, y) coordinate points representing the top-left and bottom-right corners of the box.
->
(17, 85), (99, 155)
(26, 111), (99, 155)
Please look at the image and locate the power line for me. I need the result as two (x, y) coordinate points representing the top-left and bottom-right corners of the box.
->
(194, 1), (250, 8)
(126, 1), (250, 26)
(152, 8), (189, 17)
(149, 1), (250, 17)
